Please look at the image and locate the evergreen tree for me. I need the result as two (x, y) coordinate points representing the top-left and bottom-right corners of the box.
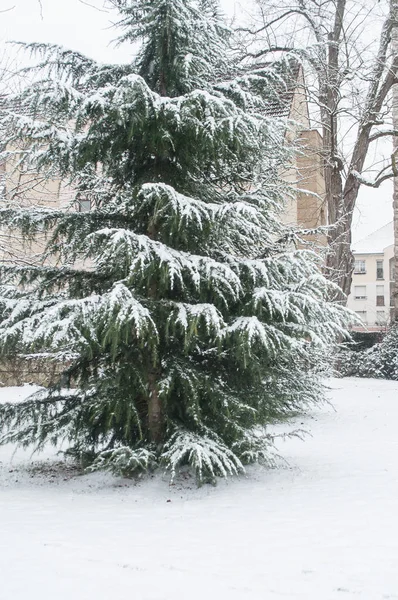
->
(0, 0), (349, 483)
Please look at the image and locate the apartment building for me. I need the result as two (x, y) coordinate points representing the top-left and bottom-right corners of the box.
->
(347, 221), (394, 330)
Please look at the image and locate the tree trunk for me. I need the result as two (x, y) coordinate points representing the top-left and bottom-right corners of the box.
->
(321, 1), (353, 299)
(326, 213), (354, 299)
(147, 366), (164, 445)
(146, 220), (164, 444)
(392, 28), (398, 322)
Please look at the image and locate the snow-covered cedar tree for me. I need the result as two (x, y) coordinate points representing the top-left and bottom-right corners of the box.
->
(0, 0), (350, 483)
(340, 325), (398, 380)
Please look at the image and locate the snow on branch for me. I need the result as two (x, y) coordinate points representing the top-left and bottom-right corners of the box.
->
(0, 283), (157, 356)
(351, 169), (395, 188)
(162, 428), (244, 483)
(368, 130), (398, 143)
(87, 228), (243, 305)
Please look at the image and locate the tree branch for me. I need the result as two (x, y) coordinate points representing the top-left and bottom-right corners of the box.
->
(369, 129), (398, 142)
(78, 0), (110, 12)
(351, 168), (395, 188)
(237, 9), (315, 36)
(0, 5), (15, 13)
(241, 46), (295, 60)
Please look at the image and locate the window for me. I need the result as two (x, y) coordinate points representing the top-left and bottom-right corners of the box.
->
(376, 259), (384, 280)
(354, 259), (366, 274)
(376, 311), (386, 324)
(354, 285), (366, 299)
(355, 311), (367, 324)
(376, 285), (385, 306)
(77, 199), (91, 213)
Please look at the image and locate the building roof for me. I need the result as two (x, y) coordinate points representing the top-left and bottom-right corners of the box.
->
(253, 58), (301, 119)
(352, 221), (393, 255)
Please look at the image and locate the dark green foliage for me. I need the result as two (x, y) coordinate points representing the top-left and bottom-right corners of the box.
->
(113, 0), (229, 96)
(348, 331), (383, 352)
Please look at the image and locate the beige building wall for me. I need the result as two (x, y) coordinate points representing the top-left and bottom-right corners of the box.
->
(0, 148), (75, 265)
(279, 67), (327, 241)
(296, 130), (326, 226)
(279, 66), (309, 228)
(287, 66), (310, 137)
(279, 164), (299, 227)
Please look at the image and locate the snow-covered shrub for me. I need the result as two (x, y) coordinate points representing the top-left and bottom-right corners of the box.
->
(376, 326), (398, 379)
(0, 0), (350, 483)
(341, 326), (398, 380)
(338, 347), (379, 378)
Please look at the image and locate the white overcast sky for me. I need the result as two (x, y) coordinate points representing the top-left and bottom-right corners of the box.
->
(0, 0), (393, 243)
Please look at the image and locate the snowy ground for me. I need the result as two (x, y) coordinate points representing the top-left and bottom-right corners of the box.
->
(1, 378), (398, 599)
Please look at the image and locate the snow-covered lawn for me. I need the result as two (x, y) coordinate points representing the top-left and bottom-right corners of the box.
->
(1, 378), (398, 599)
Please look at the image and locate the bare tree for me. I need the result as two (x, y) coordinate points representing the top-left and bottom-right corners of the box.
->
(239, 0), (398, 298)
(392, 26), (398, 321)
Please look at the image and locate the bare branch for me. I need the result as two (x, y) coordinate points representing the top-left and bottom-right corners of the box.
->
(37, 0), (43, 20)
(0, 5), (15, 13)
(237, 9), (316, 36)
(351, 168), (395, 188)
(351, 157), (398, 188)
(240, 46), (295, 61)
(78, 0), (110, 12)
(369, 129), (398, 143)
